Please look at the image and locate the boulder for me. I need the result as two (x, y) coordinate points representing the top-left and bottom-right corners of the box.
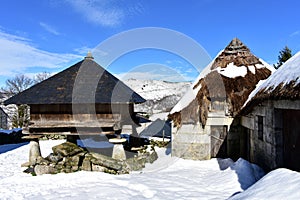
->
(46, 153), (63, 163)
(21, 162), (30, 168)
(90, 152), (124, 171)
(81, 156), (92, 171)
(52, 142), (84, 157)
(91, 163), (106, 172)
(34, 165), (57, 175)
(64, 155), (81, 168)
(35, 156), (50, 165)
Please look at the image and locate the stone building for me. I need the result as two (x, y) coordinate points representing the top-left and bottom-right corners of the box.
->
(239, 51), (300, 171)
(169, 38), (275, 160)
(0, 107), (8, 129)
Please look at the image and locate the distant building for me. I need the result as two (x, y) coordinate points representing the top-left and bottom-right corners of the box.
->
(4, 53), (146, 137)
(0, 107), (8, 129)
(240, 51), (300, 171)
(169, 38), (275, 160)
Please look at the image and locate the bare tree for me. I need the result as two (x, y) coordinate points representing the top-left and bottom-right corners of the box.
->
(1, 74), (33, 128)
(1, 74), (33, 97)
(33, 71), (51, 84)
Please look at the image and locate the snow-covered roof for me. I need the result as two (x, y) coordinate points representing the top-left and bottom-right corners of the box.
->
(243, 51), (300, 111)
(169, 38), (274, 126)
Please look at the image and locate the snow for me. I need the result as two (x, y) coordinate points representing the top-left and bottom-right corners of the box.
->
(192, 49), (223, 87)
(262, 51), (300, 87)
(258, 58), (276, 73)
(248, 65), (256, 74)
(170, 49), (274, 114)
(0, 140), (271, 200)
(229, 168), (300, 199)
(217, 63), (248, 78)
(243, 79), (267, 107)
(244, 51), (300, 105)
(124, 79), (190, 102)
(169, 52), (219, 114)
(123, 79), (191, 114)
(169, 85), (201, 114)
(0, 128), (22, 135)
(77, 138), (114, 149)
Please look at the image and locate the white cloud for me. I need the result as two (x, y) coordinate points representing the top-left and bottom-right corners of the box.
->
(0, 29), (81, 76)
(64, 0), (143, 27)
(39, 22), (60, 35)
(65, 0), (124, 27)
(290, 30), (300, 37)
(116, 71), (195, 82)
(114, 63), (198, 82)
(73, 46), (93, 55)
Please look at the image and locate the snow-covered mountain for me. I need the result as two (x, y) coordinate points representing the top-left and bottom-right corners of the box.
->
(123, 79), (191, 114)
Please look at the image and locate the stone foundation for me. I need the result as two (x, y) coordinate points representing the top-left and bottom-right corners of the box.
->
(24, 142), (158, 176)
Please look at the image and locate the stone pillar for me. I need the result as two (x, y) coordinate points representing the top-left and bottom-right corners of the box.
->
(29, 139), (41, 165)
(23, 136), (42, 166)
(109, 138), (127, 160)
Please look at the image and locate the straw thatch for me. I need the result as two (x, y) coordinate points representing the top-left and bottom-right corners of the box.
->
(169, 38), (273, 127)
(241, 51), (300, 114)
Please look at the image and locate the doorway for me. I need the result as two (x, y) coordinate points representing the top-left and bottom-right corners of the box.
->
(283, 109), (300, 171)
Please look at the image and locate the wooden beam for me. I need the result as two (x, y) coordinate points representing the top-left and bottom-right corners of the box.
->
(29, 120), (117, 128)
(25, 131), (116, 135)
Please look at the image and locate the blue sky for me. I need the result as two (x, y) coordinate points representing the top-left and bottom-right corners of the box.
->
(0, 0), (299, 86)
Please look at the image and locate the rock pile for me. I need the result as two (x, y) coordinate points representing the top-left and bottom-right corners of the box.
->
(40, 134), (66, 140)
(24, 142), (158, 176)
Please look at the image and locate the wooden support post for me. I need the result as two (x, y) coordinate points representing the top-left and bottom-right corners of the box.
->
(66, 135), (78, 144)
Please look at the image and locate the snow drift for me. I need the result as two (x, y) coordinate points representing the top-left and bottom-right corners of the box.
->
(0, 140), (268, 199)
(230, 168), (300, 199)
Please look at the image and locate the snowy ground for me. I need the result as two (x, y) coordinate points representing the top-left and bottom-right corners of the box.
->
(0, 140), (299, 199)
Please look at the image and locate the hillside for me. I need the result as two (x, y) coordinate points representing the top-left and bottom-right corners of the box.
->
(123, 79), (191, 114)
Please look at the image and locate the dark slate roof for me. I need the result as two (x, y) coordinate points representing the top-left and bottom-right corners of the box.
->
(4, 57), (146, 105)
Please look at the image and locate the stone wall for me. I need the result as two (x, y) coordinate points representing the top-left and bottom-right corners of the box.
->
(172, 123), (210, 160)
(241, 100), (300, 171)
(24, 142), (158, 176)
(171, 115), (234, 160)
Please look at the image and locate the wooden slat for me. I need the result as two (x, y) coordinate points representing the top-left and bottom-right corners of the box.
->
(29, 120), (116, 128)
(24, 131), (115, 135)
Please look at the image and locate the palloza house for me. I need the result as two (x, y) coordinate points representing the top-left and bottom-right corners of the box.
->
(169, 38), (275, 160)
(240, 51), (300, 171)
(4, 53), (146, 138)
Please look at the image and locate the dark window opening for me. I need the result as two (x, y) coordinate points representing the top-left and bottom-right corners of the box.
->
(258, 116), (264, 140)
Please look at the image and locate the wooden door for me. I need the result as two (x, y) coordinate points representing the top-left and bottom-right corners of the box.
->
(211, 125), (227, 158)
(283, 109), (300, 171)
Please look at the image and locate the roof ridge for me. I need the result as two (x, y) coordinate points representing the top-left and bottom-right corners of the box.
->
(210, 38), (261, 69)
(4, 58), (146, 105)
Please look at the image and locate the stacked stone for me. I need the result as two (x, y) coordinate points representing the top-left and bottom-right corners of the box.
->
(23, 142), (158, 176)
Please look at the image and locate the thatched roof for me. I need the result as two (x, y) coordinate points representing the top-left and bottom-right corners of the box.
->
(242, 51), (300, 114)
(169, 38), (274, 127)
(4, 55), (146, 105)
